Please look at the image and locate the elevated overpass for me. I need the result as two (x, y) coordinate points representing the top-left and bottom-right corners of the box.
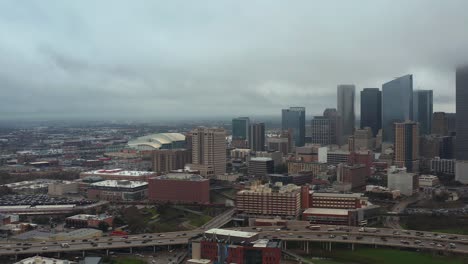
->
(2, 221), (468, 258)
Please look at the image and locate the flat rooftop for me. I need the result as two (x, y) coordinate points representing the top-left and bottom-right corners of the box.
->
(303, 208), (350, 216)
(311, 192), (363, 198)
(205, 228), (258, 239)
(154, 173), (207, 181)
(90, 180), (148, 188)
(250, 157), (273, 162)
(67, 214), (111, 221)
(83, 169), (154, 177)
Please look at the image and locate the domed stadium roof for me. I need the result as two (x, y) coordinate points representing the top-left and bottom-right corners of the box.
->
(127, 133), (186, 150)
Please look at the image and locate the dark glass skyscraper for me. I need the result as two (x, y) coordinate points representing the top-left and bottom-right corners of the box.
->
(382, 74), (413, 143)
(282, 107), (305, 147)
(456, 66), (468, 160)
(360, 88), (382, 137)
(249, 123), (265, 151)
(413, 90), (433, 135)
(232, 117), (250, 141)
(337, 85), (356, 143)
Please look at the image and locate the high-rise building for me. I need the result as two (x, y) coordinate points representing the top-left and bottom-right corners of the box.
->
(232, 117), (250, 140)
(190, 127), (226, 177)
(447, 113), (456, 135)
(360, 88), (382, 137)
(231, 117), (250, 148)
(456, 65), (468, 184)
(310, 108), (342, 146)
(413, 90), (433, 135)
(249, 122), (265, 151)
(337, 85), (356, 142)
(432, 112), (449, 136)
(382, 74), (413, 143)
(394, 121), (419, 172)
(282, 107), (306, 147)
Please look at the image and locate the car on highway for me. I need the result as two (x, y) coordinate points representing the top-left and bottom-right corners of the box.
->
(42, 247), (48, 250)
(329, 234), (335, 238)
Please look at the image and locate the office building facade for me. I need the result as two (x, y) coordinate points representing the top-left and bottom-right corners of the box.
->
(282, 107), (306, 147)
(190, 127), (226, 177)
(337, 85), (356, 142)
(413, 90), (433, 135)
(310, 108), (341, 146)
(151, 149), (191, 173)
(249, 123), (265, 151)
(360, 88), (382, 136)
(394, 121), (419, 172)
(382, 74), (413, 143)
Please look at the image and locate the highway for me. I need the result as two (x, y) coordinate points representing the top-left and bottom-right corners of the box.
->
(0, 230), (200, 257)
(1, 222), (468, 257)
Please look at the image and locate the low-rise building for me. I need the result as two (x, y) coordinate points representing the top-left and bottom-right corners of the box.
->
(287, 161), (327, 176)
(65, 214), (113, 229)
(15, 256), (76, 264)
(80, 169), (156, 182)
(418, 175), (440, 188)
(302, 205), (380, 226)
(87, 180), (148, 201)
(336, 164), (368, 190)
(148, 173), (210, 204)
(191, 228), (281, 264)
(48, 181), (79, 196)
(307, 192), (368, 209)
(387, 166), (418, 196)
(268, 172), (312, 186)
(248, 157), (274, 177)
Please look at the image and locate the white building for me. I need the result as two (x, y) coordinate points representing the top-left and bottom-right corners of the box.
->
(15, 256), (76, 264)
(418, 175), (440, 188)
(456, 161), (468, 184)
(387, 166), (418, 196)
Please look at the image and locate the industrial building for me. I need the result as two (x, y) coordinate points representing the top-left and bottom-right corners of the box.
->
(87, 180), (148, 201)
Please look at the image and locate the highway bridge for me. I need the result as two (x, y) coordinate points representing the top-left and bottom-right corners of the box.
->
(2, 223), (468, 259)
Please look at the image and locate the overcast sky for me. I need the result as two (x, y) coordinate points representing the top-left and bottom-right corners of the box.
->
(1, 0), (468, 121)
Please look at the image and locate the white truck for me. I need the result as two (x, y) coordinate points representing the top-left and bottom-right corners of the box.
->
(60, 243), (70, 248)
(358, 227), (378, 233)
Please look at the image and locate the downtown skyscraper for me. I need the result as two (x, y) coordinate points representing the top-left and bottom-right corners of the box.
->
(394, 121), (419, 172)
(413, 90), (433, 135)
(337, 85), (356, 144)
(190, 127), (226, 177)
(360, 88), (382, 137)
(282, 107), (306, 147)
(456, 66), (468, 184)
(382, 74), (413, 143)
(249, 122), (266, 151)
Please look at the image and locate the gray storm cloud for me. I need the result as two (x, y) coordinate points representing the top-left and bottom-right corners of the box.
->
(0, 0), (468, 120)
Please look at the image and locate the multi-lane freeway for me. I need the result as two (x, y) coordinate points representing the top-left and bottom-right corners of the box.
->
(1, 223), (468, 257)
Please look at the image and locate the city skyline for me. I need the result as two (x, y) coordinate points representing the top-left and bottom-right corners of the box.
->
(1, 1), (468, 120)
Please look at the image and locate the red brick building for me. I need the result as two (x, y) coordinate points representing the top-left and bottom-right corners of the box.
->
(336, 164), (369, 190)
(148, 173), (210, 204)
(193, 229), (281, 264)
(65, 214), (114, 228)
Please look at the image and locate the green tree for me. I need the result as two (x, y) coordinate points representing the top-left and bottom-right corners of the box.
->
(98, 221), (110, 232)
